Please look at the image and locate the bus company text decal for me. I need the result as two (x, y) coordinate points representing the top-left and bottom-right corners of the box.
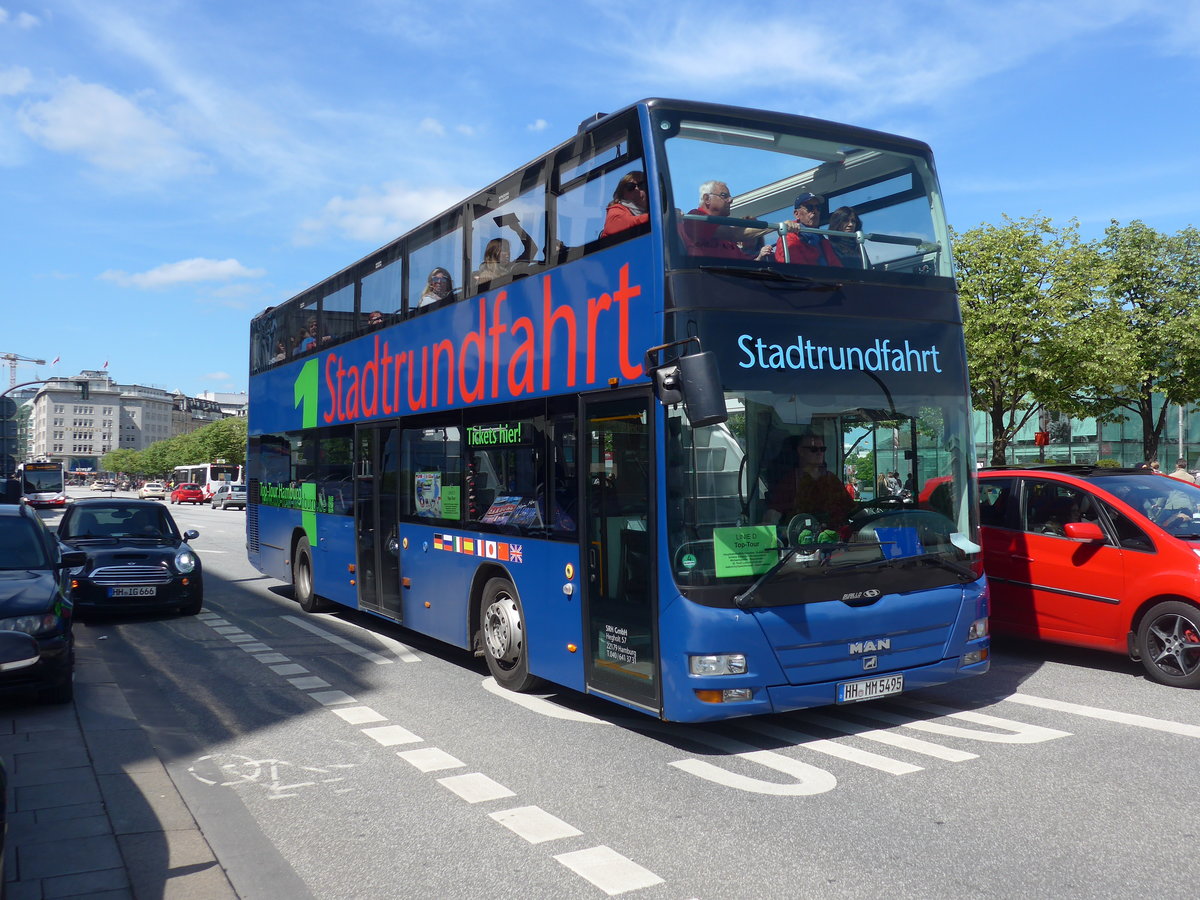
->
(737, 333), (944, 373)
(307, 264), (645, 426)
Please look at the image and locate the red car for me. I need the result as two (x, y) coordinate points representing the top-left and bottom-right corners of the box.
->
(978, 465), (1200, 687)
(169, 483), (206, 505)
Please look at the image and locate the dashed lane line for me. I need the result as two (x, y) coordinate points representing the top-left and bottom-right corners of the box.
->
(1006, 693), (1200, 738)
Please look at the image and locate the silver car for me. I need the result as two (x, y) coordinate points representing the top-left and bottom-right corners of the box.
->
(211, 483), (247, 510)
(138, 482), (166, 500)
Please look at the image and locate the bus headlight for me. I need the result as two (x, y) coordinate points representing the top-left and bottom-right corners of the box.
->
(689, 653), (747, 676)
(967, 617), (988, 640)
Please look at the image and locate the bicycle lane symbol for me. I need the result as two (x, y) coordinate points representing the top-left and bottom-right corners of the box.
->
(188, 753), (359, 800)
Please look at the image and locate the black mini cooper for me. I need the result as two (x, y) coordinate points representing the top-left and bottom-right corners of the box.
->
(57, 499), (203, 617)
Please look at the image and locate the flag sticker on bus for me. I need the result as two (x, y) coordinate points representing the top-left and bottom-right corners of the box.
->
(431, 532), (523, 564)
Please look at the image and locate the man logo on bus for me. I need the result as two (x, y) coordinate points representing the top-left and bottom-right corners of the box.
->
(848, 638), (890, 655)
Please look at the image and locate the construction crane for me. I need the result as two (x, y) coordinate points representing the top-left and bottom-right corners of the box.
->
(2, 352), (46, 389)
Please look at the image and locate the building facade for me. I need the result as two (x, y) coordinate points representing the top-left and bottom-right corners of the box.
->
(29, 371), (236, 474)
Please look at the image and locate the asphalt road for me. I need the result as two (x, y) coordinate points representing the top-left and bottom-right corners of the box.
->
(41, 490), (1200, 899)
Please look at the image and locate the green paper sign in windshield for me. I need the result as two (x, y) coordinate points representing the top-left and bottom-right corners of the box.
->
(713, 525), (777, 577)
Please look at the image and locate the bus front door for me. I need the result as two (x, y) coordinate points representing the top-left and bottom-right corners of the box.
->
(355, 424), (403, 621)
(581, 393), (659, 713)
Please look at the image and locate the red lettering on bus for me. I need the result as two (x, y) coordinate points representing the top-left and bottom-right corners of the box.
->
(613, 263), (643, 380)
(361, 337), (380, 418)
(408, 347), (428, 411)
(542, 276), (576, 390)
(509, 317), (536, 396)
(489, 292), (508, 399)
(380, 340), (394, 415)
(323, 353), (340, 423)
(459, 299), (487, 404)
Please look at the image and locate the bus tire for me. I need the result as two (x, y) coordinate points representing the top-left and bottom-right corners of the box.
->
(293, 543), (332, 613)
(479, 577), (538, 692)
(1135, 600), (1200, 688)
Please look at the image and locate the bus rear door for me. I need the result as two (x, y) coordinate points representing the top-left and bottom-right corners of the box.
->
(355, 424), (403, 620)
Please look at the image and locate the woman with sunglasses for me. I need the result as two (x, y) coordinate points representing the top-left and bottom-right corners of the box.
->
(418, 267), (456, 310)
(599, 171), (650, 239)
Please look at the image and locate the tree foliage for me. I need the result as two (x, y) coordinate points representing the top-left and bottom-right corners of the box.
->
(1074, 221), (1200, 462)
(100, 417), (247, 479)
(953, 215), (1103, 465)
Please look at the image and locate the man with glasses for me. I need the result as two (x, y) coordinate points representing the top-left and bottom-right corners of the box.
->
(774, 193), (844, 267)
(682, 180), (773, 259)
(763, 432), (852, 532)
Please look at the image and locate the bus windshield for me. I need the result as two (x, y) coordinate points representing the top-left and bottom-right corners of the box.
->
(656, 109), (950, 281)
(666, 318), (978, 601)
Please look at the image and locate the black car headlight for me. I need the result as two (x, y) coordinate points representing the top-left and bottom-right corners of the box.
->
(175, 549), (197, 573)
(0, 613), (64, 637)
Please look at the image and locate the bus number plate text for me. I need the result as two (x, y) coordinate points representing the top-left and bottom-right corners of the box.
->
(837, 674), (903, 703)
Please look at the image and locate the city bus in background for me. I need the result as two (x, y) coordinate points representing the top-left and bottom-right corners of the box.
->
(171, 462), (243, 500)
(245, 98), (988, 723)
(18, 461), (66, 508)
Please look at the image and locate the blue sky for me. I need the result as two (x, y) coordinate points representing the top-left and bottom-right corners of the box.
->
(2, 0), (1197, 396)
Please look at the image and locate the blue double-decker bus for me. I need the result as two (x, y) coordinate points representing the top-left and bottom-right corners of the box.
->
(246, 99), (989, 722)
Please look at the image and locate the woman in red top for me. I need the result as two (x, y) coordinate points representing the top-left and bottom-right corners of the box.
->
(600, 171), (650, 238)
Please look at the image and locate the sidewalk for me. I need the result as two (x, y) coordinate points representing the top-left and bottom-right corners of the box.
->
(1, 628), (238, 900)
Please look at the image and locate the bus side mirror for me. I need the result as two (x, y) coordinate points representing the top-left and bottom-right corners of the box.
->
(651, 350), (728, 428)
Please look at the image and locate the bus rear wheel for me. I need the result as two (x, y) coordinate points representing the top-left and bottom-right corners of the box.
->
(479, 578), (538, 692)
(293, 543), (333, 613)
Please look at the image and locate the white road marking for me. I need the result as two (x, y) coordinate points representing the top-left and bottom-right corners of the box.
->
(288, 676), (330, 690)
(805, 713), (979, 761)
(553, 846), (664, 896)
(252, 653), (290, 664)
(361, 724), (422, 746)
(1007, 693), (1200, 738)
(223, 633), (256, 643)
(238, 642), (273, 653)
(481, 677), (614, 723)
(309, 690), (356, 706)
(744, 721), (923, 775)
(489, 805), (582, 844)
(211, 626), (244, 635)
(331, 706), (387, 725)
(282, 615), (394, 665)
(875, 702), (1071, 743)
(437, 772), (516, 804)
(270, 664), (308, 676)
(669, 729), (837, 796)
(397, 748), (465, 772)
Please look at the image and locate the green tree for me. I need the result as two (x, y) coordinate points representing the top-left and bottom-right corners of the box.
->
(101, 448), (140, 476)
(1075, 221), (1200, 463)
(953, 215), (1106, 465)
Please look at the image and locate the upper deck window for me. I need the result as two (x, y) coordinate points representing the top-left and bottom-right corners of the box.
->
(655, 112), (952, 280)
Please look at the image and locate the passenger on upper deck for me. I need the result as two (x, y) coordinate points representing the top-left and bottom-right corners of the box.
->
(473, 213), (537, 291)
(417, 268), (456, 311)
(599, 171), (649, 239)
(682, 180), (773, 260)
(774, 193), (843, 267)
(365, 310), (386, 330)
(827, 206), (864, 268)
(294, 319), (318, 354)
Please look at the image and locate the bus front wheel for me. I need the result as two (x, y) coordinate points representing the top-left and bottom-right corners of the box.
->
(479, 578), (538, 692)
(293, 543), (332, 613)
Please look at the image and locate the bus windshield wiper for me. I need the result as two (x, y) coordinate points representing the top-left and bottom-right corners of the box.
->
(700, 265), (842, 290)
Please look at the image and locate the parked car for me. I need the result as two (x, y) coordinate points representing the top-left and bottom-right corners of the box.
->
(169, 483), (205, 505)
(0, 501), (83, 702)
(91, 481), (117, 492)
(57, 498), (202, 617)
(138, 482), (166, 500)
(978, 465), (1200, 687)
(211, 483), (247, 510)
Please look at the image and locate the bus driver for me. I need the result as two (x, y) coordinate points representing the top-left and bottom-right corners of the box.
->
(763, 433), (852, 532)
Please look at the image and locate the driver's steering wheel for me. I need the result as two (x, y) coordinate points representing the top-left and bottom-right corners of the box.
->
(784, 513), (821, 547)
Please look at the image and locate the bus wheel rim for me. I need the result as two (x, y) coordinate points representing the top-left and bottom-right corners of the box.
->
(483, 594), (521, 665)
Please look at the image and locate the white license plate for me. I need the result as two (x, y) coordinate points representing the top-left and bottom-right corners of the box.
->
(109, 586), (157, 597)
(837, 674), (904, 703)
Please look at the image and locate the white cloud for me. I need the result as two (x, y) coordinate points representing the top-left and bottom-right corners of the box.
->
(527, 118), (549, 132)
(99, 258), (265, 289)
(17, 77), (207, 178)
(418, 117), (445, 136)
(297, 180), (469, 244)
(14, 11), (38, 28)
(0, 66), (31, 95)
